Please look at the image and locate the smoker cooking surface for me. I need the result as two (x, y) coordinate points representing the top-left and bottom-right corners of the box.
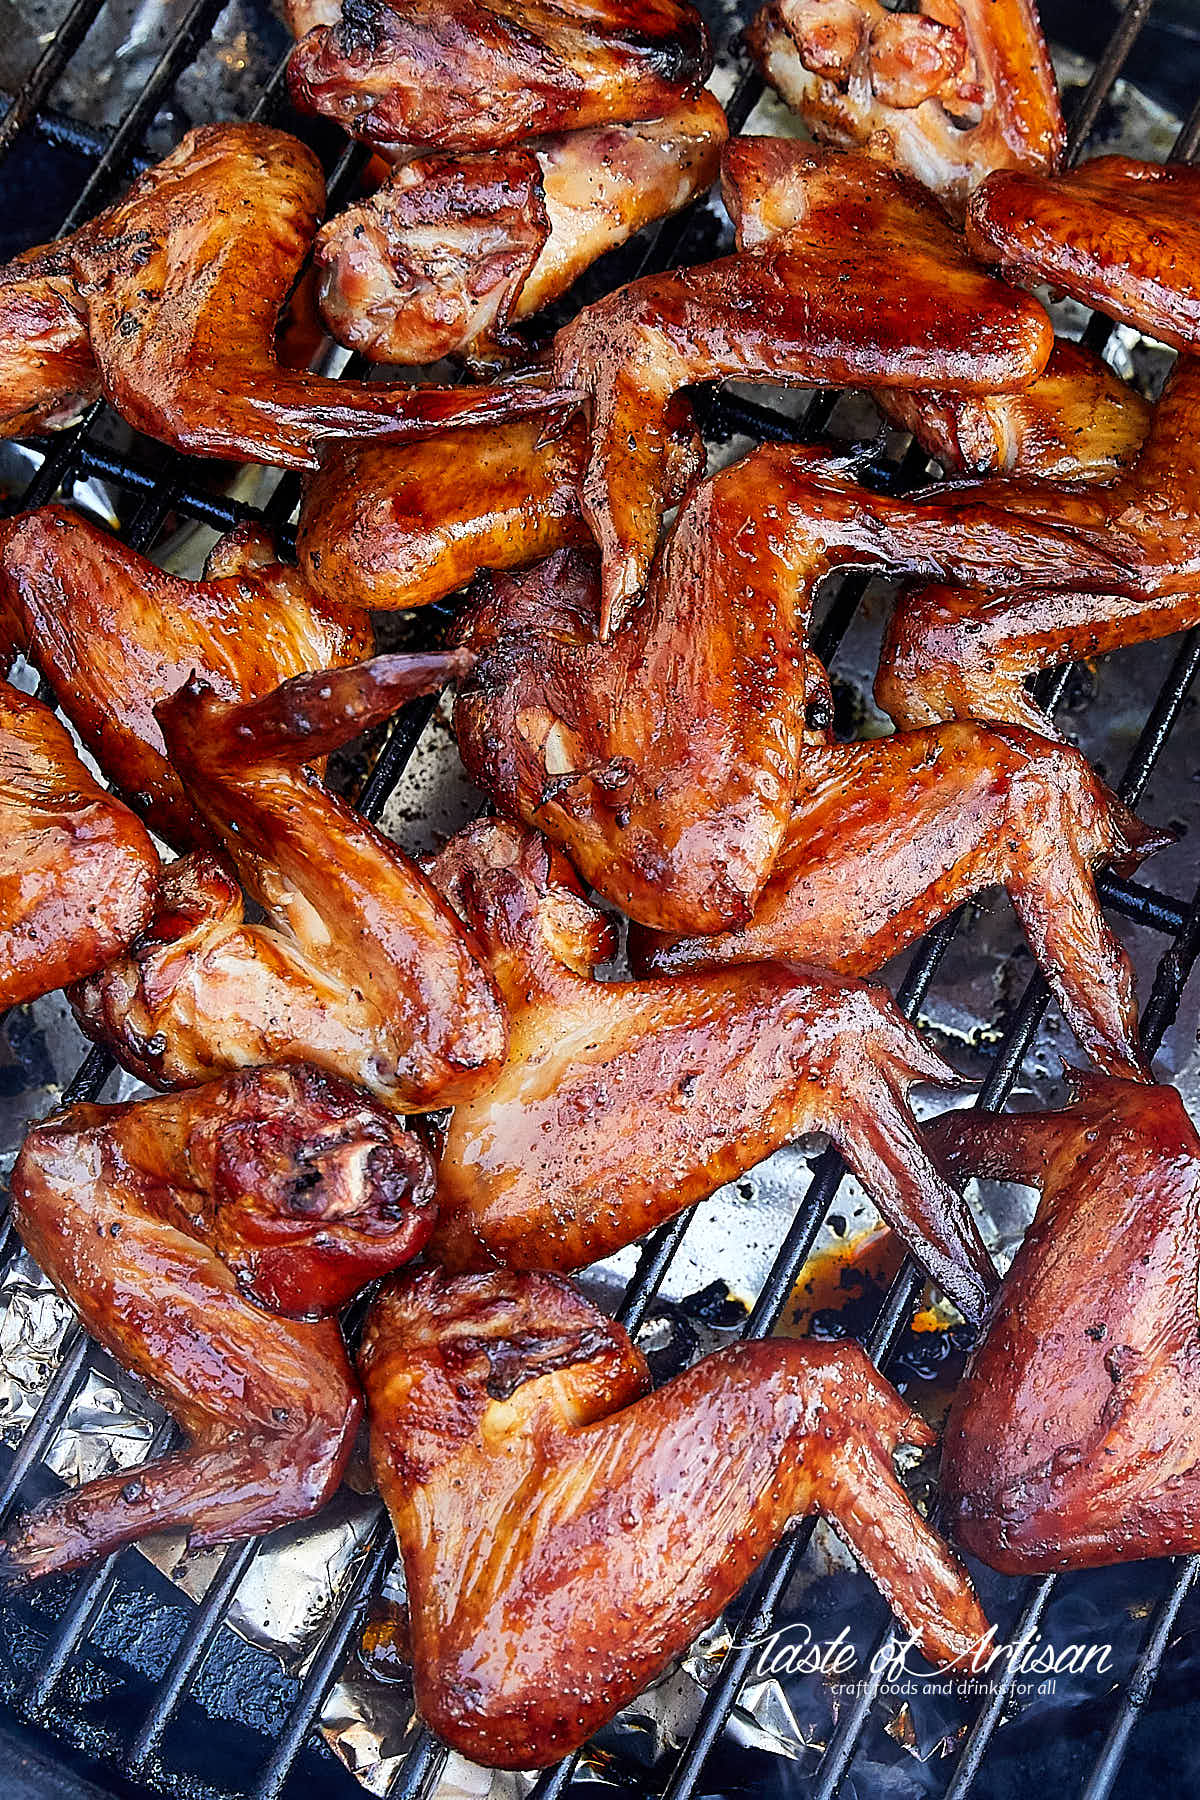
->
(1, 2), (1200, 1798)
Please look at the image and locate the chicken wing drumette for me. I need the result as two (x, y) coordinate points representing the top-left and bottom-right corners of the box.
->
(552, 137), (1052, 626)
(73, 653), (507, 1112)
(931, 1075), (1200, 1573)
(0, 123), (571, 467)
(360, 1266), (988, 1767)
(0, 506), (371, 849)
(0, 243), (97, 439)
(0, 682), (158, 1009)
(315, 96), (727, 366)
(456, 446), (1165, 1079)
(286, 0), (712, 158)
(1, 1063), (435, 1582)
(422, 816), (994, 1318)
(876, 354), (1200, 733)
(749, 0), (1063, 212)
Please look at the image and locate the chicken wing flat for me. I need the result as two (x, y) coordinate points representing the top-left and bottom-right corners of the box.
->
(315, 96), (727, 365)
(286, 0), (712, 158)
(0, 123), (572, 467)
(0, 244), (97, 439)
(360, 1266), (989, 1767)
(296, 406), (699, 614)
(1, 1062), (434, 1582)
(0, 682), (158, 1009)
(423, 816), (995, 1319)
(456, 447), (1165, 1078)
(932, 1075), (1200, 1573)
(876, 354), (1200, 733)
(0, 506), (371, 850)
(749, 0), (1063, 212)
(967, 156), (1200, 352)
(553, 138), (1052, 625)
(880, 341), (1150, 481)
(74, 654), (507, 1112)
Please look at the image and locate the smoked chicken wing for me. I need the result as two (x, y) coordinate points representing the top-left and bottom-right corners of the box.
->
(0, 682), (157, 1009)
(73, 653), (507, 1112)
(0, 123), (572, 467)
(456, 446), (1164, 1077)
(931, 1075), (1200, 1572)
(552, 138), (1052, 625)
(1, 1063), (435, 1582)
(315, 96), (727, 365)
(0, 506), (371, 850)
(359, 1266), (989, 1767)
(749, 0), (1063, 212)
(0, 244), (97, 439)
(296, 406), (700, 613)
(286, 0), (712, 158)
(967, 156), (1200, 353)
(876, 354), (1200, 733)
(423, 815), (995, 1319)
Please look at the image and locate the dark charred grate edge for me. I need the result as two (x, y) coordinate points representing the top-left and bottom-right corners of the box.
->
(0, 8), (1195, 1800)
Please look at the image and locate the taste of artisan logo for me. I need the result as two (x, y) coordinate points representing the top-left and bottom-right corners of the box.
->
(741, 1622), (1115, 1700)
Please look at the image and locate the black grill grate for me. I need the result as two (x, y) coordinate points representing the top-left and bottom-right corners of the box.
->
(0, 4), (1198, 1799)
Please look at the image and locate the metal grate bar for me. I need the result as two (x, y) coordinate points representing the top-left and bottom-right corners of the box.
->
(0, 0), (108, 159)
(1079, 1557), (1200, 1800)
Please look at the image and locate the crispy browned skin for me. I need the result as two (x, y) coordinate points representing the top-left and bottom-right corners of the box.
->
(297, 406), (699, 613)
(0, 244), (98, 438)
(0, 507), (371, 850)
(932, 1076), (1200, 1572)
(876, 354), (1200, 733)
(0, 123), (571, 466)
(456, 445), (1164, 1078)
(0, 682), (158, 1008)
(361, 1266), (989, 1767)
(967, 156), (1200, 352)
(1, 1063), (435, 1582)
(286, 0), (712, 157)
(315, 96), (727, 364)
(424, 816), (995, 1318)
(73, 653), (507, 1112)
(749, 0), (1063, 211)
(881, 342), (1150, 481)
(553, 138), (1052, 626)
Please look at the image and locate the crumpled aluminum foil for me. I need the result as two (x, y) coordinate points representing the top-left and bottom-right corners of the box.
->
(0, 6), (1195, 1795)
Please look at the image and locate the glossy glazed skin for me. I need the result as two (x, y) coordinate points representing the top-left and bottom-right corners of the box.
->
(749, 0), (1063, 211)
(876, 355), (1200, 733)
(0, 507), (371, 849)
(296, 407), (699, 613)
(360, 1267), (990, 1767)
(0, 123), (571, 467)
(73, 653), (507, 1112)
(881, 341), (1150, 481)
(315, 97), (727, 365)
(424, 817), (996, 1319)
(1, 1063), (435, 1581)
(0, 682), (158, 1009)
(286, 0), (712, 157)
(0, 244), (97, 438)
(553, 138), (1052, 626)
(456, 444), (1165, 1078)
(967, 156), (1200, 353)
(932, 1075), (1200, 1572)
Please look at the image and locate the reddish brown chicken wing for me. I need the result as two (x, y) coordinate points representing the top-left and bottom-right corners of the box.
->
(1, 1063), (435, 1582)
(553, 138), (1052, 625)
(315, 96), (727, 365)
(0, 681), (158, 1009)
(360, 1266), (989, 1767)
(423, 816), (995, 1319)
(750, 0), (1063, 211)
(286, 0), (712, 157)
(932, 1075), (1200, 1572)
(0, 244), (97, 439)
(73, 653), (508, 1112)
(0, 507), (371, 849)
